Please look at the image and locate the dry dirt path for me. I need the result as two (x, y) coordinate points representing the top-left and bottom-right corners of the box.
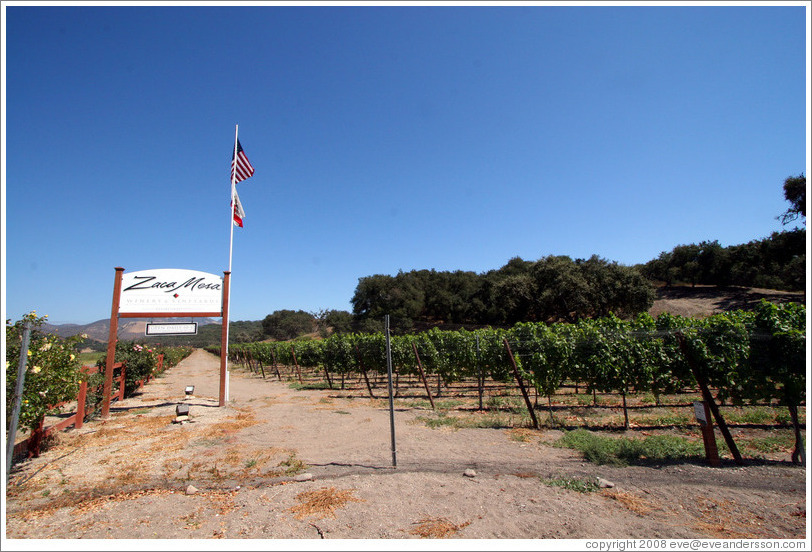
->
(5, 349), (807, 542)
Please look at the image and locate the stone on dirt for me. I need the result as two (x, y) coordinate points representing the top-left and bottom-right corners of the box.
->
(294, 473), (314, 482)
(464, 469), (477, 478)
(597, 477), (615, 488)
(185, 485), (199, 495)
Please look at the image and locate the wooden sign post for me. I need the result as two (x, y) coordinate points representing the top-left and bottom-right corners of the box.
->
(101, 267), (230, 417)
(693, 401), (721, 467)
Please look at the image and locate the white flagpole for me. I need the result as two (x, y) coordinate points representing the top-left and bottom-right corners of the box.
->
(225, 123), (239, 402)
(229, 124), (239, 272)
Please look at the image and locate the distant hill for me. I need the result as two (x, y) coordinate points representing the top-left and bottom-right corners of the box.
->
(43, 317), (220, 342)
(647, 285), (805, 318)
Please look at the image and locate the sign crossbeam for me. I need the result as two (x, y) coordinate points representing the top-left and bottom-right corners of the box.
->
(119, 312), (221, 318)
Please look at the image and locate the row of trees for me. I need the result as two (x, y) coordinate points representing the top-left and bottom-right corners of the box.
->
(639, 229), (805, 291)
(351, 255), (656, 331)
(640, 173), (805, 291)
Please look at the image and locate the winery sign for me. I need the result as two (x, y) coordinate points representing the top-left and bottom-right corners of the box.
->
(101, 266), (232, 417)
(119, 269), (223, 314)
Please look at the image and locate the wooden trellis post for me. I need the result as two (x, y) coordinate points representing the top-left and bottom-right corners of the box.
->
(503, 338), (539, 430)
(412, 342), (436, 410)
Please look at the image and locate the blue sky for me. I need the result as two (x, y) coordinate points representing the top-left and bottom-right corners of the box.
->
(2, 2), (809, 325)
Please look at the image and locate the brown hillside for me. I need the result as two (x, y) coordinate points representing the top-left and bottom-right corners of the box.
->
(648, 285), (805, 319)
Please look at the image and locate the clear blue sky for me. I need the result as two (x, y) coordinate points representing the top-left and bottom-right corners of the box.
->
(2, 2), (809, 325)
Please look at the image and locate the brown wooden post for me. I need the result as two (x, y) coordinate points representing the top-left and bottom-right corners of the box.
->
(219, 271), (231, 407)
(503, 338), (539, 430)
(29, 418), (45, 458)
(155, 353), (164, 379)
(291, 345), (303, 384)
(355, 345), (375, 398)
(118, 363), (126, 401)
(694, 401), (721, 467)
(323, 365), (333, 389)
(787, 403), (805, 465)
(102, 267), (124, 418)
(411, 342), (436, 410)
(677, 333), (743, 465)
(270, 349), (281, 381)
(75, 368), (88, 429)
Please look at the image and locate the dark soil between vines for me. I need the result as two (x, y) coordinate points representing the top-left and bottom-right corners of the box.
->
(4, 349), (807, 543)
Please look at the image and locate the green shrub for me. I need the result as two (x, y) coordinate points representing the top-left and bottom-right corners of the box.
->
(542, 476), (600, 493)
(555, 429), (704, 466)
(6, 313), (84, 431)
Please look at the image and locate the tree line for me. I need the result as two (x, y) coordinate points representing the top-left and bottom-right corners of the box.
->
(640, 174), (804, 291)
(348, 173), (805, 332)
(639, 229), (805, 291)
(351, 255), (655, 332)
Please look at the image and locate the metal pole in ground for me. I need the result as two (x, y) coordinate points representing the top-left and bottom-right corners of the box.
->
(385, 315), (397, 468)
(6, 320), (33, 480)
(477, 333), (483, 410)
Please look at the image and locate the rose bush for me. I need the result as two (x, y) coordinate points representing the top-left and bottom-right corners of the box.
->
(6, 312), (83, 432)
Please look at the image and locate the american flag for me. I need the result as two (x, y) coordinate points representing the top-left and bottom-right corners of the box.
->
(231, 139), (255, 183)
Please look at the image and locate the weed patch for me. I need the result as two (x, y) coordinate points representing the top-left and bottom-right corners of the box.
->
(555, 429), (704, 466)
(289, 382), (331, 391)
(279, 453), (306, 475)
(542, 476), (599, 493)
(418, 413), (460, 429)
(740, 431), (797, 454)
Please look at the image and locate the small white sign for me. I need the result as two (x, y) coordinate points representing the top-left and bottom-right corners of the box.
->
(146, 322), (198, 336)
(120, 269), (223, 314)
(693, 401), (708, 426)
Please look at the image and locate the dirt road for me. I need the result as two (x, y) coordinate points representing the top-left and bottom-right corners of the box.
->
(4, 349), (807, 542)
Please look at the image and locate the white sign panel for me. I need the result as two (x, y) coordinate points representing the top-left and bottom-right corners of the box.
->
(146, 322), (198, 336)
(693, 401), (708, 426)
(119, 269), (223, 314)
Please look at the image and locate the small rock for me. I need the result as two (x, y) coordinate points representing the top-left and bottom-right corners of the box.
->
(596, 477), (615, 488)
(294, 473), (314, 482)
(464, 469), (477, 478)
(173, 415), (189, 424)
(185, 485), (198, 495)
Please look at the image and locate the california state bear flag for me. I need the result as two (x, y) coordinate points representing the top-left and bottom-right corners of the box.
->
(232, 188), (245, 228)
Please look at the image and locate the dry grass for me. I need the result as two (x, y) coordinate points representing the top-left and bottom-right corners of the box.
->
(689, 496), (761, 539)
(601, 489), (658, 516)
(112, 460), (149, 487)
(199, 409), (258, 439)
(288, 486), (364, 520)
(507, 428), (540, 442)
(200, 489), (239, 516)
(409, 517), (471, 538)
(12, 487), (178, 521)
